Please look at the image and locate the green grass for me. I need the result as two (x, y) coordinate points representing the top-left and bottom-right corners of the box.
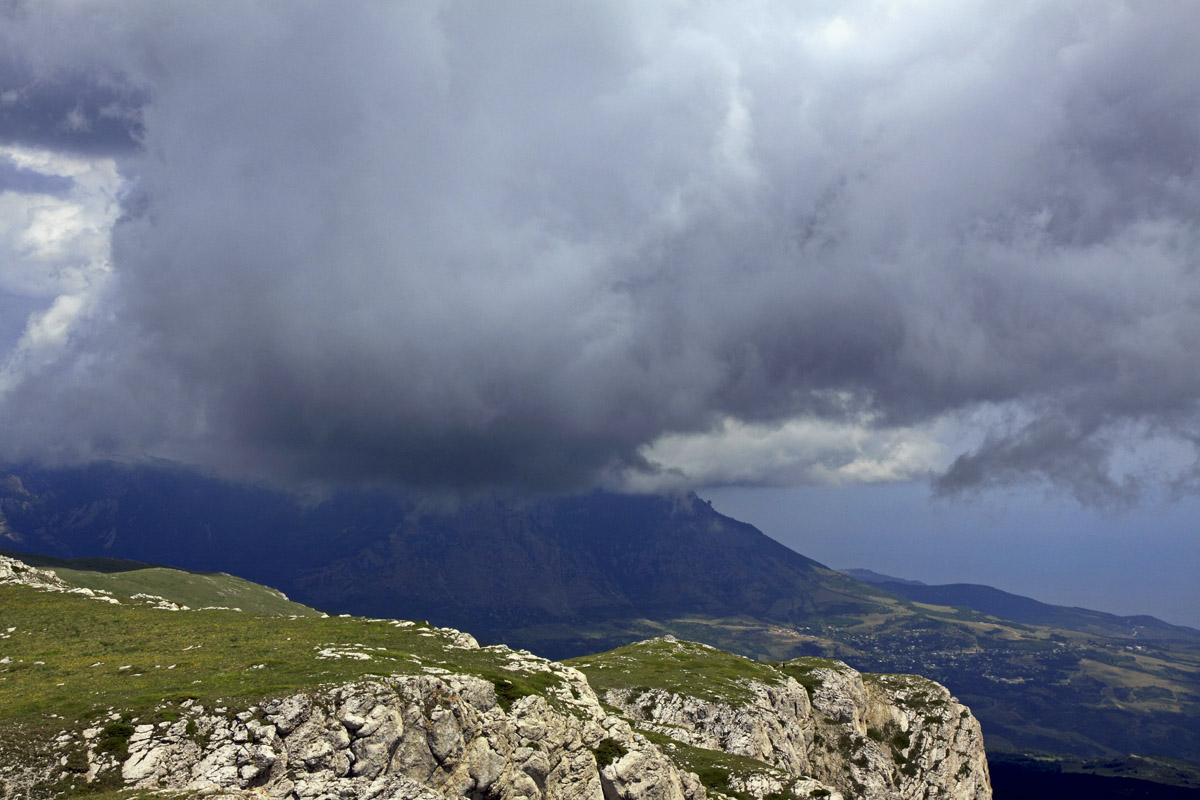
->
(594, 737), (628, 769)
(0, 583), (577, 744)
(47, 566), (318, 616)
(0, 581), (594, 797)
(1, 549), (318, 616)
(635, 727), (808, 800)
(567, 638), (785, 706)
(570, 639), (871, 718)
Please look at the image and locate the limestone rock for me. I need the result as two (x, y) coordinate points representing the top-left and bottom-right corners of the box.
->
(600, 645), (989, 800)
(804, 661), (991, 800)
(603, 678), (813, 776)
(807, 664), (870, 736)
(114, 670), (705, 800)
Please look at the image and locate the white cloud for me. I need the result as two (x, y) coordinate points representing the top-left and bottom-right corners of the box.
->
(627, 415), (945, 491)
(0, 145), (119, 294)
(0, 144), (121, 394)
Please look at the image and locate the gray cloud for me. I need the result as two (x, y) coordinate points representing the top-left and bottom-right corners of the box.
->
(0, 155), (73, 195)
(3, 1), (1200, 500)
(934, 411), (1141, 508)
(0, 62), (143, 156)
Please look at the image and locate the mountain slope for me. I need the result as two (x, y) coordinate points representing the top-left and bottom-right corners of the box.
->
(840, 569), (927, 587)
(869, 579), (1199, 641)
(0, 553), (991, 800)
(0, 463), (881, 643)
(2, 461), (1199, 778)
(291, 491), (879, 638)
(0, 548), (318, 616)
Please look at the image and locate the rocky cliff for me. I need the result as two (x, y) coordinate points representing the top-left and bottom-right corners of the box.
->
(601, 671), (815, 778)
(112, 672), (707, 800)
(0, 554), (989, 800)
(579, 639), (990, 800)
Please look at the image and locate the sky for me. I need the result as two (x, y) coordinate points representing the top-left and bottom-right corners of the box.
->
(0, 1), (1198, 625)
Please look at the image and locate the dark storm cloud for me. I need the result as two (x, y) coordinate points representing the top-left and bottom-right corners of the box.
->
(934, 412), (1142, 508)
(0, 59), (144, 156)
(4, 1), (1200, 499)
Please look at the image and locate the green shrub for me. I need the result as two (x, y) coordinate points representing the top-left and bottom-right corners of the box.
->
(593, 738), (628, 769)
(62, 747), (89, 774)
(493, 679), (531, 712)
(153, 708), (180, 724)
(95, 721), (136, 756)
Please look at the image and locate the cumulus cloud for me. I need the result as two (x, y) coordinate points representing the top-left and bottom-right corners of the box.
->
(0, 144), (120, 396)
(1, 1), (1200, 501)
(630, 414), (945, 492)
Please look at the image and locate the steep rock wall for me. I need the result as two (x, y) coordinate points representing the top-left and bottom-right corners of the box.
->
(602, 679), (814, 776)
(603, 655), (990, 800)
(116, 673), (705, 800)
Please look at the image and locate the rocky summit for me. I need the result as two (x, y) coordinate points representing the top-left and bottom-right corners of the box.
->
(0, 554), (991, 800)
(573, 637), (989, 800)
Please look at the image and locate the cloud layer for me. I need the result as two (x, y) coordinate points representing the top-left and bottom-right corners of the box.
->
(2, 1), (1200, 500)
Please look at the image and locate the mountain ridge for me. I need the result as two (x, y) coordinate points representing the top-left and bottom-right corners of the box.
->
(2, 461), (1199, 779)
(872, 579), (1200, 639)
(839, 568), (927, 587)
(0, 463), (872, 642)
(842, 568), (1199, 639)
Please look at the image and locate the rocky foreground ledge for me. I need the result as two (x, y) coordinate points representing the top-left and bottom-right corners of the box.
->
(0, 554), (989, 800)
(114, 671), (704, 800)
(576, 637), (990, 800)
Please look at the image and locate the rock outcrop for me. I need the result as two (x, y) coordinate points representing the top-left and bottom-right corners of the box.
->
(599, 642), (990, 800)
(80, 669), (707, 800)
(794, 662), (990, 800)
(0, 553), (119, 603)
(1, 555), (990, 800)
(603, 677), (815, 776)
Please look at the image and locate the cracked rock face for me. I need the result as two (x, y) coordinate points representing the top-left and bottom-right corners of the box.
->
(861, 674), (991, 800)
(603, 653), (990, 800)
(603, 678), (814, 777)
(3, 643), (990, 800)
(808, 664), (991, 800)
(113, 654), (988, 800)
(118, 673), (706, 800)
(807, 665), (870, 736)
